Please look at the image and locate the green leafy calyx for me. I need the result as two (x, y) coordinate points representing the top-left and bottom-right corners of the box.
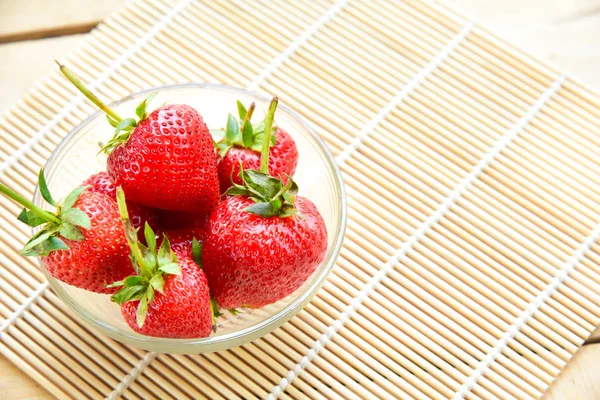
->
(100, 92), (157, 154)
(109, 188), (181, 328)
(225, 169), (300, 218)
(212, 100), (277, 157)
(2, 169), (91, 257)
(223, 97), (300, 218)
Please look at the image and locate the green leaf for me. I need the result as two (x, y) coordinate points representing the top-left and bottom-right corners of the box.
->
(41, 236), (69, 255)
(217, 142), (232, 158)
(115, 118), (137, 134)
(146, 284), (155, 303)
(237, 100), (247, 120)
(242, 170), (282, 199)
(158, 262), (181, 276)
(210, 298), (222, 332)
(253, 120), (264, 133)
(287, 177), (299, 197)
(241, 119), (253, 148)
(20, 230), (54, 256)
(225, 114), (239, 143)
(279, 207), (300, 218)
(228, 308), (240, 316)
(192, 238), (203, 268)
(157, 235), (171, 266)
(224, 185), (249, 197)
(282, 192), (296, 206)
(149, 274), (164, 294)
(244, 202), (279, 218)
(111, 285), (145, 305)
(140, 244), (157, 270)
(107, 114), (119, 128)
(106, 280), (125, 289)
(38, 169), (56, 206)
(62, 208), (91, 229)
(59, 222), (84, 241)
(107, 275), (144, 289)
(135, 92), (157, 120)
(144, 222), (156, 253)
(62, 186), (88, 210)
(250, 128), (277, 152)
(136, 294), (149, 328)
(124, 275), (144, 286)
(17, 209), (47, 227)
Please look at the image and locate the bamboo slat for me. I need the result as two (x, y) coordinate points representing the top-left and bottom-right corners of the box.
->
(1, 0), (600, 399)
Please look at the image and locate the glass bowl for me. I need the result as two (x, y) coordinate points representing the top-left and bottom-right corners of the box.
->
(33, 83), (346, 353)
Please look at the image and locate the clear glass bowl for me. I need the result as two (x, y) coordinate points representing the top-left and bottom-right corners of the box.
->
(34, 84), (346, 353)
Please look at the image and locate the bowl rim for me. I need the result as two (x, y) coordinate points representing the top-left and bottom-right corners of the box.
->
(36, 82), (347, 351)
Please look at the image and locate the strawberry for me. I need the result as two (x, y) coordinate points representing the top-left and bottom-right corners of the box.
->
(82, 172), (158, 239)
(1, 170), (133, 293)
(58, 62), (220, 214)
(202, 98), (328, 308)
(213, 101), (298, 192)
(163, 226), (207, 259)
(155, 209), (209, 232)
(109, 188), (214, 338)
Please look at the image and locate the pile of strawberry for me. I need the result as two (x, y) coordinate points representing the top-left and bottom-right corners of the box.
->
(0, 64), (327, 339)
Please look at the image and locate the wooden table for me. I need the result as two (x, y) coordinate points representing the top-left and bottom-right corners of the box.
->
(1, 1), (600, 398)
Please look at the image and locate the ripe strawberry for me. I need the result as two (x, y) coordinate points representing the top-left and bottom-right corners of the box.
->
(213, 101), (298, 192)
(155, 209), (209, 232)
(202, 98), (328, 308)
(1, 170), (133, 293)
(58, 62), (220, 214)
(163, 226), (206, 259)
(82, 172), (158, 239)
(109, 188), (213, 338)
(203, 195), (327, 308)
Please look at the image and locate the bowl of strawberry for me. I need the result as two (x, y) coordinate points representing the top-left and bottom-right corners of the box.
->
(0, 64), (346, 353)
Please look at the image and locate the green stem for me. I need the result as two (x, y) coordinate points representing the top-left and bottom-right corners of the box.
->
(56, 61), (123, 123)
(260, 97), (278, 173)
(0, 183), (60, 224)
(240, 102), (255, 134)
(116, 188), (150, 276)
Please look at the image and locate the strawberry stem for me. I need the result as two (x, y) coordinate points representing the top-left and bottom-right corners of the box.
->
(0, 183), (60, 224)
(260, 97), (278, 173)
(240, 102), (255, 134)
(55, 60), (123, 124)
(115, 187), (151, 276)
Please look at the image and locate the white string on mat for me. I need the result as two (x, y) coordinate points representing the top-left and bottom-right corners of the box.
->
(245, 0), (349, 92)
(453, 171), (598, 399)
(266, 73), (567, 400)
(335, 21), (475, 167)
(105, 351), (157, 400)
(0, 280), (48, 334)
(0, 0), (192, 175)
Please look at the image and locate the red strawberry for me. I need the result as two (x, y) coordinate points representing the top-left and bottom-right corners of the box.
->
(109, 188), (213, 338)
(82, 172), (158, 238)
(163, 226), (206, 259)
(155, 209), (209, 232)
(202, 97), (328, 308)
(214, 101), (298, 192)
(202, 196), (327, 308)
(58, 62), (220, 214)
(1, 170), (133, 293)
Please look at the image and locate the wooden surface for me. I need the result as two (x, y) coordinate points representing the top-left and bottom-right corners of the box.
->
(1, 1), (600, 399)
(0, 0), (123, 43)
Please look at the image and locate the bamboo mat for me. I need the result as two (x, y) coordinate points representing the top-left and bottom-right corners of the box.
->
(1, 0), (600, 399)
